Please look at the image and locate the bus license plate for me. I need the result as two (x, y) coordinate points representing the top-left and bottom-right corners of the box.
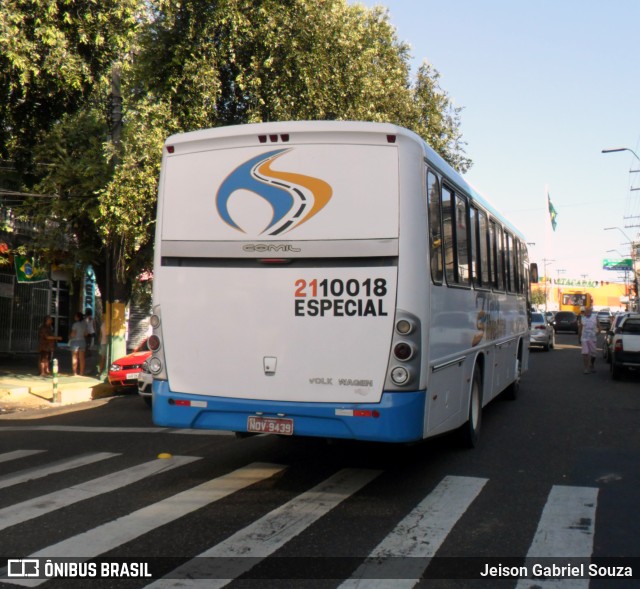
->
(247, 416), (294, 436)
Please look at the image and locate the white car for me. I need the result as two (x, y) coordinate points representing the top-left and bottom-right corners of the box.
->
(529, 312), (554, 351)
(610, 314), (640, 379)
(137, 360), (153, 407)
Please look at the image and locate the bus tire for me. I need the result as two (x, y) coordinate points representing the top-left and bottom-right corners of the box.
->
(460, 368), (482, 448)
(503, 353), (521, 401)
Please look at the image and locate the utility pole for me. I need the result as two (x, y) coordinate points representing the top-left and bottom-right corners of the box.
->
(104, 66), (124, 376)
(542, 258), (555, 313)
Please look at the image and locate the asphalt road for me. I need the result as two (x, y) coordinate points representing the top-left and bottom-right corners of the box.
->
(0, 332), (638, 589)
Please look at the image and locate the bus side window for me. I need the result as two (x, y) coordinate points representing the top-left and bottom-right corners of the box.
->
(469, 205), (479, 286)
(505, 232), (515, 292)
(442, 185), (456, 285)
(478, 209), (491, 287)
(491, 222), (506, 291)
(427, 170), (443, 284)
(455, 192), (470, 286)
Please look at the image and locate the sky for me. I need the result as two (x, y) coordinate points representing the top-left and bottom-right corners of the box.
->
(354, 0), (640, 284)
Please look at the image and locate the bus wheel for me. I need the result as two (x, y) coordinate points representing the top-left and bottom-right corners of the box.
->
(503, 355), (521, 401)
(460, 369), (482, 448)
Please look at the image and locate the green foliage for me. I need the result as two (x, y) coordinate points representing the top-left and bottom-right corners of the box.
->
(0, 0), (142, 170)
(98, 98), (173, 283)
(22, 107), (111, 271)
(2, 0), (473, 303)
(412, 62), (472, 173)
(531, 288), (547, 307)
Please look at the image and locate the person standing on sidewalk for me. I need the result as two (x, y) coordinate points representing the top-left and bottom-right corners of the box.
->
(69, 312), (87, 376)
(579, 306), (598, 374)
(37, 316), (61, 376)
(84, 308), (96, 357)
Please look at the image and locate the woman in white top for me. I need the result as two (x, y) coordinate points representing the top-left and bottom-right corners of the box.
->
(69, 311), (87, 376)
(579, 306), (598, 374)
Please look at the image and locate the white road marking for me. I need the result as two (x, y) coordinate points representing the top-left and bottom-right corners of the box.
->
(0, 425), (231, 435)
(0, 455), (201, 532)
(146, 468), (383, 588)
(0, 452), (119, 490)
(516, 485), (599, 589)
(0, 450), (45, 464)
(1, 462), (286, 587)
(339, 475), (489, 589)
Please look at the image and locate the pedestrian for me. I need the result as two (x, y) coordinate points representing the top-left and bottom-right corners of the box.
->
(98, 322), (108, 376)
(37, 316), (61, 376)
(578, 306), (598, 374)
(84, 308), (96, 356)
(69, 311), (87, 376)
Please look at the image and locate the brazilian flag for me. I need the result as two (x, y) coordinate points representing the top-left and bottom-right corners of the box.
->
(15, 256), (48, 283)
(547, 194), (558, 232)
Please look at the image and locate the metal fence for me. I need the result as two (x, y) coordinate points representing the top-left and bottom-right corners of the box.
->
(0, 273), (52, 354)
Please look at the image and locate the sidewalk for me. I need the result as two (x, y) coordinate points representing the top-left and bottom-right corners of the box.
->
(0, 352), (115, 416)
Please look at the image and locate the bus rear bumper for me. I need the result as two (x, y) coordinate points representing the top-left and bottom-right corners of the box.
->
(152, 381), (425, 443)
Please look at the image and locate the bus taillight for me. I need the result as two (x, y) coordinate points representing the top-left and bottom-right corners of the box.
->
(393, 342), (414, 361)
(385, 310), (421, 390)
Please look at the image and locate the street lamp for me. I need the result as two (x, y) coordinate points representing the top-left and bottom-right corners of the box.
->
(604, 226), (633, 243)
(542, 258), (555, 313)
(602, 151), (640, 310)
(602, 147), (640, 161)
(606, 251), (632, 309)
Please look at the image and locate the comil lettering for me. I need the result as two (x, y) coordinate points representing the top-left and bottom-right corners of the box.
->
(243, 244), (301, 253)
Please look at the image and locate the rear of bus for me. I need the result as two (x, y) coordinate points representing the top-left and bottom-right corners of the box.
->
(150, 121), (427, 442)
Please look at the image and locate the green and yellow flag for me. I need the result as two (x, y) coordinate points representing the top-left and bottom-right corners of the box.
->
(547, 194), (558, 231)
(14, 256), (48, 283)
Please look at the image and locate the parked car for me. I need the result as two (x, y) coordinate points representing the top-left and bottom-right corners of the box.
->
(596, 309), (612, 330)
(529, 312), (555, 351)
(603, 312), (630, 363)
(552, 311), (579, 333)
(137, 359), (153, 407)
(610, 314), (640, 379)
(108, 340), (152, 388)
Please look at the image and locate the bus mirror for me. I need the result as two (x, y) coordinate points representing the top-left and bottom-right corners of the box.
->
(530, 263), (539, 283)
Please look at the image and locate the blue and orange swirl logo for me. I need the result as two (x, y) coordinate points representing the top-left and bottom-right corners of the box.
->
(216, 149), (333, 236)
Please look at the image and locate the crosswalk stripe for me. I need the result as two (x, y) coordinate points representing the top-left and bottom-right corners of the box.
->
(0, 452), (119, 490)
(0, 425), (229, 435)
(0, 455), (201, 532)
(516, 485), (599, 589)
(146, 468), (383, 588)
(339, 475), (488, 589)
(1, 462), (286, 587)
(0, 450), (46, 464)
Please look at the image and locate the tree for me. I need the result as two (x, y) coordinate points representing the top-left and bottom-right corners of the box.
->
(98, 0), (472, 281)
(531, 288), (547, 308)
(411, 62), (472, 173)
(3, 0), (473, 353)
(0, 0), (142, 175)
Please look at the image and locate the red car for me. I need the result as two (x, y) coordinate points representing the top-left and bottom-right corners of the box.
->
(108, 340), (151, 388)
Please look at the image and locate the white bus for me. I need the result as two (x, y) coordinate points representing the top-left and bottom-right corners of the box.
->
(149, 121), (535, 446)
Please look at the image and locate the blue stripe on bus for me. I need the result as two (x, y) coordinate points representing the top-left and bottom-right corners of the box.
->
(152, 381), (425, 443)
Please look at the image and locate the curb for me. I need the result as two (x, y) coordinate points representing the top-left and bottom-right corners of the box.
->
(0, 376), (115, 412)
